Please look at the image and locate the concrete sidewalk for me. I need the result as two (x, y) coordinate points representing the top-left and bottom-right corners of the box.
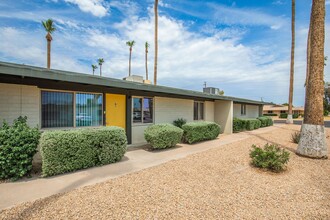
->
(0, 125), (284, 211)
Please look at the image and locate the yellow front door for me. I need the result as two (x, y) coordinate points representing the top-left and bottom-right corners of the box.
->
(106, 94), (126, 129)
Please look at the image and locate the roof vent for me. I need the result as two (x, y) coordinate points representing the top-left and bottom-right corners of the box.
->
(123, 75), (144, 83)
(203, 87), (219, 95)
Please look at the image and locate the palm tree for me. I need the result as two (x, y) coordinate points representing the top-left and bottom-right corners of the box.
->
(287, 0), (295, 124)
(97, 58), (104, 76)
(154, 0), (158, 85)
(91, 64), (98, 75)
(42, 19), (56, 69)
(126, 40), (135, 76)
(145, 41), (150, 80)
(297, 0), (327, 158)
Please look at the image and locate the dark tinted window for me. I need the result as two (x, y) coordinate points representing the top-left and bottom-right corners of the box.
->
(41, 91), (74, 128)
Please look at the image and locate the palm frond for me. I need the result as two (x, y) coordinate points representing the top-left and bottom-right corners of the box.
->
(42, 19), (56, 33)
(97, 58), (104, 65)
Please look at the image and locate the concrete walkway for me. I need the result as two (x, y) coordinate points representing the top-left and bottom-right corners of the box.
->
(0, 124), (285, 211)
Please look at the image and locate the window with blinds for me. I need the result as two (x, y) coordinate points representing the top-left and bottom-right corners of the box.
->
(194, 101), (204, 120)
(41, 91), (74, 128)
(41, 90), (103, 128)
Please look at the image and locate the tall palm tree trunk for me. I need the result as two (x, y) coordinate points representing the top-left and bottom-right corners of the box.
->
(100, 65), (102, 76)
(154, 0), (158, 85)
(46, 33), (52, 69)
(287, 0), (295, 124)
(297, 0), (327, 158)
(129, 48), (132, 76)
(145, 48), (148, 80)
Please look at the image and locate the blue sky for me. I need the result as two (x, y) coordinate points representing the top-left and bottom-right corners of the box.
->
(0, 0), (329, 106)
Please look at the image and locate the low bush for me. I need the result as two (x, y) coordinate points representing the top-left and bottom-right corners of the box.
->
(182, 121), (221, 144)
(250, 143), (290, 172)
(242, 119), (261, 131)
(291, 131), (301, 144)
(254, 119), (262, 129)
(279, 113), (288, 118)
(234, 118), (264, 132)
(293, 114), (299, 119)
(257, 116), (273, 127)
(173, 118), (187, 129)
(144, 124), (183, 149)
(263, 113), (277, 116)
(40, 127), (127, 177)
(0, 116), (40, 181)
(233, 118), (244, 133)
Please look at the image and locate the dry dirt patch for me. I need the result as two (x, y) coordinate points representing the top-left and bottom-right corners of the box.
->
(1, 124), (329, 219)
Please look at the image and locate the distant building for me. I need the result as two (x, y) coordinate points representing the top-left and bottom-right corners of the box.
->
(263, 104), (304, 116)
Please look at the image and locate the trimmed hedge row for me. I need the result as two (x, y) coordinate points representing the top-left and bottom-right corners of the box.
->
(233, 116), (273, 133)
(257, 116), (273, 127)
(263, 113), (277, 116)
(40, 127), (127, 177)
(144, 124), (183, 149)
(182, 121), (221, 144)
(279, 113), (299, 119)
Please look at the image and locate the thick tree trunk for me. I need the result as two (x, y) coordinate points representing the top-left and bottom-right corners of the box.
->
(46, 33), (52, 69)
(287, 0), (295, 124)
(129, 48), (132, 76)
(146, 49), (148, 80)
(154, 0), (158, 85)
(297, 0), (327, 159)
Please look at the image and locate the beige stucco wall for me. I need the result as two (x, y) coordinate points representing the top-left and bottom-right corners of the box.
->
(214, 100), (233, 134)
(132, 125), (150, 145)
(204, 101), (214, 122)
(0, 83), (40, 127)
(131, 97), (195, 144)
(154, 97), (194, 123)
(233, 103), (259, 119)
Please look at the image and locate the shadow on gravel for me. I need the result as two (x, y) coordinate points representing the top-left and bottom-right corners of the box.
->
(248, 132), (296, 154)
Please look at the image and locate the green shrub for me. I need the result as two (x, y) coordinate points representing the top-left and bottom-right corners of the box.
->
(263, 113), (277, 116)
(234, 118), (263, 132)
(257, 116), (273, 127)
(40, 127), (127, 177)
(293, 114), (299, 119)
(250, 143), (290, 172)
(279, 113), (288, 118)
(0, 116), (40, 180)
(291, 131), (300, 144)
(254, 120), (261, 129)
(182, 121), (221, 144)
(241, 119), (260, 131)
(173, 118), (187, 129)
(144, 124), (183, 149)
(233, 118), (244, 133)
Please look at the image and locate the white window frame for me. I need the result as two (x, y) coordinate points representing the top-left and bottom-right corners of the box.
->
(132, 96), (154, 125)
(194, 101), (205, 121)
(40, 89), (103, 129)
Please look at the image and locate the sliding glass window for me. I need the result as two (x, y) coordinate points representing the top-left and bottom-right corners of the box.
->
(76, 93), (103, 127)
(41, 91), (74, 128)
(133, 97), (153, 124)
(41, 90), (103, 128)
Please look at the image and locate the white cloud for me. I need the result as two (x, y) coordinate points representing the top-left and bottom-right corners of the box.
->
(0, 2), (329, 106)
(64, 0), (109, 17)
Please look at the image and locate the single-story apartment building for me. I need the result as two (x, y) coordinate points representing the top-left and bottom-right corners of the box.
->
(0, 61), (266, 145)
(263, 104), (304, 116)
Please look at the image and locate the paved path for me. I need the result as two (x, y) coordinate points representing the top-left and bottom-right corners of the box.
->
(274, 120), (330, 127)
(0, 125), (285, 211)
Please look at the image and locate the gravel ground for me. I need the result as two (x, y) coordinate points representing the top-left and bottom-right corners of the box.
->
(1, 124), (329, 219)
